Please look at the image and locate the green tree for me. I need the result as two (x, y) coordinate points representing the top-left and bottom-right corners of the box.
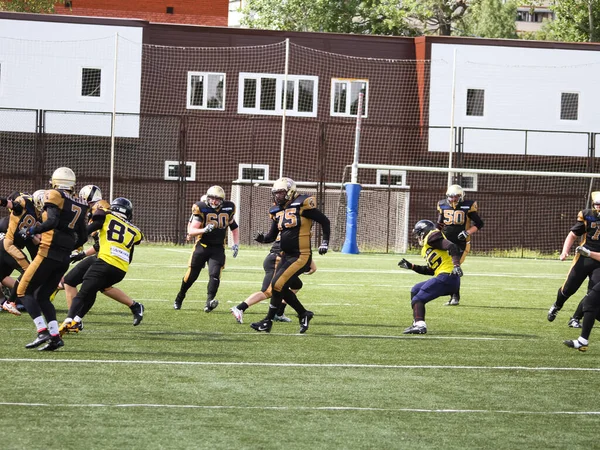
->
(0, 0), (55, 13)
(458, 0), (518, 38)
(536, 0), (600, 42)
(402, 0), (469, 35)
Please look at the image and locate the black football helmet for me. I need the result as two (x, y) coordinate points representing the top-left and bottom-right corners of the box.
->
(110, 197), (133, 220)
(412, 219), (436, 246)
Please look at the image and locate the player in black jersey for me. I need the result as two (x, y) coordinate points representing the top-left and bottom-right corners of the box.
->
(549, 192), (600, 326)
(250, 177), (330, 334)
(174, 186), (240, 312)
(436, 184), (483, 306)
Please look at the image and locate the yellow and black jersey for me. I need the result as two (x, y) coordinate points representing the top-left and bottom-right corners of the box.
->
(191, 200), (237, 247)
(93, 209), (143, 272)
(421, 230), (457, 276)
(436, 199), (484, 243)
(571, 208), (600, 252)
(35, 189), (89, 261)
(265, 194), (330, 256)
(3, 194), (39, 251)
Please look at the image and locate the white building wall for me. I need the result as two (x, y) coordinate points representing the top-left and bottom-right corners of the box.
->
(428, 43), (600, 157)
(0, 19), (143, 137)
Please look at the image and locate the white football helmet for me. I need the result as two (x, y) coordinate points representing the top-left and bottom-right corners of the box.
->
(50, 167), (76, 191)
(32, 189), (46, 212)
(592, 191), (600, 211)
(272, 177), (297, 207)
(79, 185), (102, 203)
(446, 184), (464, 208)
(206, 186), (225, 209)
(201, 194), (207, 203)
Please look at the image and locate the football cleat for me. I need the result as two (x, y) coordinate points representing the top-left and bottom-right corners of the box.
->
(568, 317), (582, 328)
(299, 310), (314, 334)
(2, 301), (21, 316)
(547, 303), (560, 322)
(230, 306), (244, 324)
(131, 302), (144, 326)
(403, 322), (427, 334)
(274, 314), (292, 322)
(173, 297), (183, 310)
(563, 339), (588, 352)
(25, 330), (51, 349)
(1, 285), (11, 299)
(38, 335), (64, 352)
(204, 299), (219, 313)
(444, 294), (460, 306)
(250, 318), (273, 333)
(59, 320), (83, 336)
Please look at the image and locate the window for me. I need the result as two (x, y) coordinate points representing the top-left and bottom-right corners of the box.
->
(331, 79), (368, 118)
(238, 164), (269, 181)
(466, 89), (484, 117)
(187, 72), (225, 110)
(376, 170), (406, 187)
(456, 173), (478, 192)
(560, 92), (578, 121)
(164, 161), (196, 181)
(166, 6), (174, 13)
(81, 68), (101, 97)
(238, 73), (318, 117)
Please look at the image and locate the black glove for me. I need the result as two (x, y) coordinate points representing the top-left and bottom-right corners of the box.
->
(398, 258), (412, 270)
(254, 232), (265, 243)
(318, 240), (329, 255)
(18, 227), (34, 240)
(70, 252), (86, 264)
(457, 230), (470, 241)
(452, 266), (463, 277)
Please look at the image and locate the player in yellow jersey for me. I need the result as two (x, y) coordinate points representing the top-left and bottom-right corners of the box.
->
(59, 197), (143, 332)
(397, 219), (463, 334)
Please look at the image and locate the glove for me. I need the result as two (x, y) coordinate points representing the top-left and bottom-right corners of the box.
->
(231, 244), (239, 258)
(70, 252), (86, 264)
(18, 226), (35, 240)
(254, 232), (265, 243)
(201, 223), (215, 234)
(457, 230), (470, 241)
(576, 246), (591, 257)
(318, 240), (329, 255)
(398, 258), (412, 270)
(452, 266), (464, 277)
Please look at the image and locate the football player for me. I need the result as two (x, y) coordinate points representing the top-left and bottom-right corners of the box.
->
(230, 234), (316, 324)
(548, 191), (600, 326)
(174, 186), (240, 312)
(59, 197), (143, 335)
(436, 184), (484, 305)
(58, 185), (144, 333)
(0, 190), (43, 315)
(398, 219), (464, 334)
(250, 177), (330, 334)
(17, 167), (89, 351)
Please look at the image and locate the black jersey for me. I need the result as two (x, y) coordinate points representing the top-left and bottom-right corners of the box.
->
(571, 208), (600, 252)
(436, 198), (484, 243)
(191, 200), (238, 247)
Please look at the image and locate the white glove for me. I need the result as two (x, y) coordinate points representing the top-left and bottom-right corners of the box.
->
(232, 244), (239, 258)
(201, 223), (215, 234)
(576, 246), (591, 257)
(457, 230), (470, 241)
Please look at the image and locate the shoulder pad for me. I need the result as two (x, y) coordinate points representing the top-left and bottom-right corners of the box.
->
(269, 205), (281, 215)
(220, 201), (236, 213)
(45, 189), (63, 207)
(192, 203), (202, 215)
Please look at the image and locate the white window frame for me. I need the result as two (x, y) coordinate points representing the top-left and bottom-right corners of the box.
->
(237, 72), (318, 117)
(459, 173), (478, 192)
(376, 169), (406, 187)
(186, 72), (226, 110)
(79, 66), (103, 101)
(237, 164), (269, 181)
(164, 161), (196, 181)
(330, 78), (369, 118)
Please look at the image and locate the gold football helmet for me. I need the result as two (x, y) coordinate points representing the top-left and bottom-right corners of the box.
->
(50, 167), (76, 191)
(79, 185), (102, 203)
(32, 190), (46, 212)
(206, 186), (225, 209)
(272, 177), (297, 207)
(446, 184), (464, 208)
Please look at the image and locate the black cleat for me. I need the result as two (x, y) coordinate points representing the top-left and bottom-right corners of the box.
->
(548, 303), (560, 322)
(568, 317), (582, 328)
(299, 310), (314, 334)
(173, 299), (182, 310)
(131, 302), (145, 326)
(250, 318), (273, 333)
(38, 335), (64, 351)
(563, 339), (588, 352)
(204, 299), (219, 313)
(25, 330), (51, 349)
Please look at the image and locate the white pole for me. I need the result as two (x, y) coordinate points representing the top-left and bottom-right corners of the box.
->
(109, 32), (119, 202)
(448, 48), (457, 187)
(279, 38), (290, 179)
(351, 91), (364, 184)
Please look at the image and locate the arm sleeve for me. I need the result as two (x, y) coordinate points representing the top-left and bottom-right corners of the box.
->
(411, 264), (435, 276)
(31, 205), (60, 234)
(302, 208), (331, 241)
(262, 220), (279, 243)
(434, 238), (462, 266)
(86, 212), (105, 235)
(469, 211), (484, 229)
(228, 219), (239, 231)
